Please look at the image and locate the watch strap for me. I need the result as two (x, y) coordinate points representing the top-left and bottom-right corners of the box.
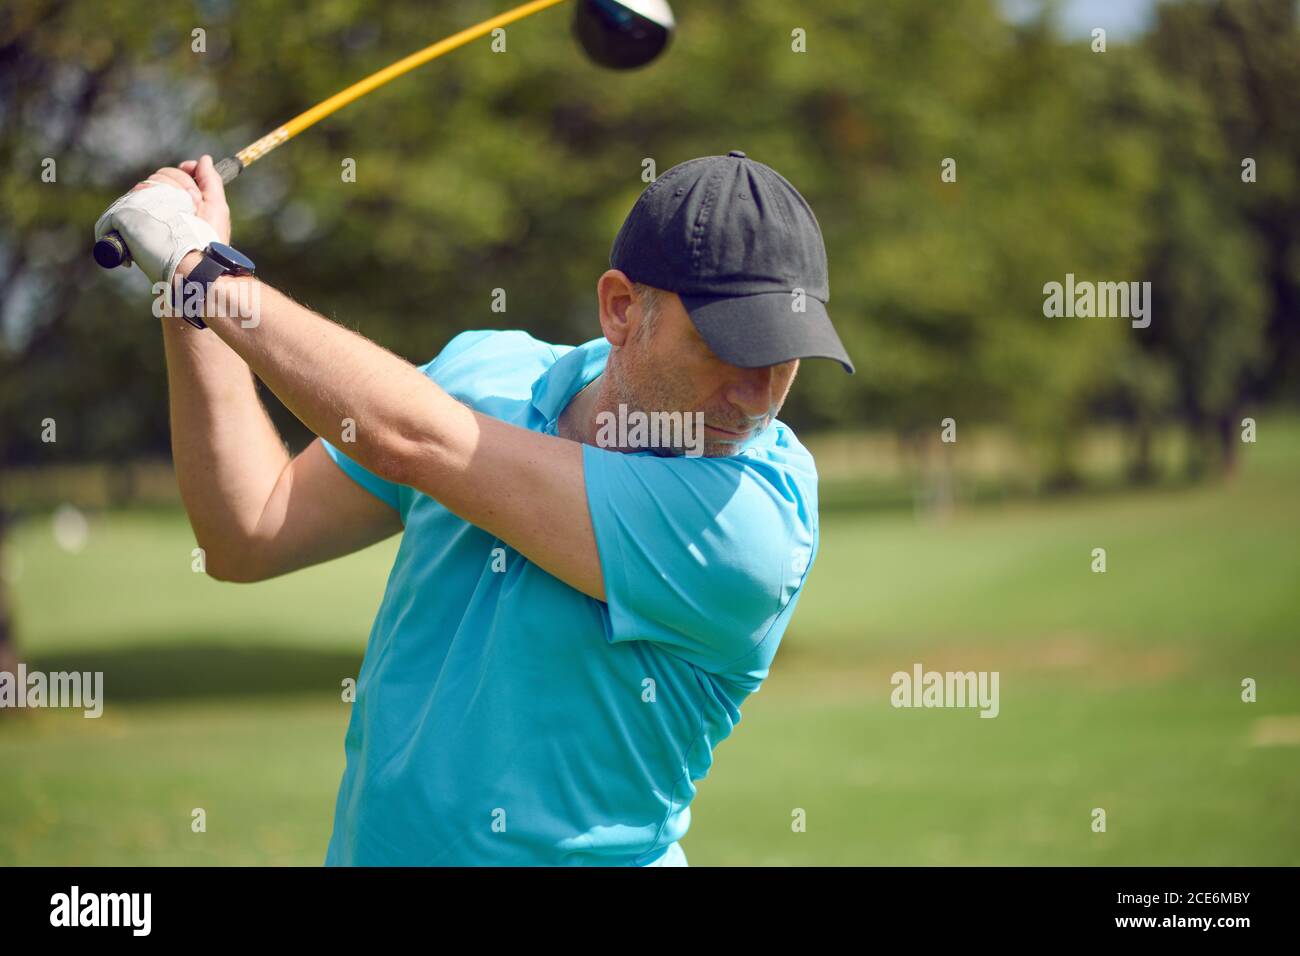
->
(174, 254), (228, 330)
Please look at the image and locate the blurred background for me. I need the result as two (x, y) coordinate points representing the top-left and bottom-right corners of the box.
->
(1, 0), (1297, 864)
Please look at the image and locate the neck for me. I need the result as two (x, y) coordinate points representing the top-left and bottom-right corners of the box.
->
(558, 374), (604, 444)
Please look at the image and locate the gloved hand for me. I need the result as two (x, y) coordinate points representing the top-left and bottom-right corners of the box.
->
(93, 160), (225, 287)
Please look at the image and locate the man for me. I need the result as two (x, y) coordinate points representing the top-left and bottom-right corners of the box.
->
(95, 150), (854, 866)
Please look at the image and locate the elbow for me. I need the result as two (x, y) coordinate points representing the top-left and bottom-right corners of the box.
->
(200, 541), (267, 584)
(370, 393), (473, 493)
(371, 433), (429, 493)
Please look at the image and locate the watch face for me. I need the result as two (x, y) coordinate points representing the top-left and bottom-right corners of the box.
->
(208, 242), (255, 273)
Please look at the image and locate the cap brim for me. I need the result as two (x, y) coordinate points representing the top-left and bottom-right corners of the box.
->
(678, 292), (855, 374)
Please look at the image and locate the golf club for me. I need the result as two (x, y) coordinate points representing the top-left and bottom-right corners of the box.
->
(93, 0), (675, 270)
(572, 0), (675, 69)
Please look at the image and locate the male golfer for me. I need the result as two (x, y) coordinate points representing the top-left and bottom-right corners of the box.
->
(95, 150), (854, 866)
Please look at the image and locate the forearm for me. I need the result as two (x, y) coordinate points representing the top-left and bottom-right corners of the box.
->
(193, 270), (456, 488)
(160, 298), (291, 563)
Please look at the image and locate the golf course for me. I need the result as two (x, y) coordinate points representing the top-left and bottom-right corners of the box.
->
(3, 417), (1296, 866)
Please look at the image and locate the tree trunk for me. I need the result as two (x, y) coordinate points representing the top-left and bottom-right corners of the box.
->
(0, 499), (17, 695)
(1128, 416), (1156, 485)
(1217, 411), (1241, 479)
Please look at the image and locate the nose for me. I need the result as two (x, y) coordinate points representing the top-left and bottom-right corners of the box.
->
(725, 365), (777, 420)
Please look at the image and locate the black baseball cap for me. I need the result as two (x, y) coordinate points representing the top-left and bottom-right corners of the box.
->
(610, 151), (854, 374)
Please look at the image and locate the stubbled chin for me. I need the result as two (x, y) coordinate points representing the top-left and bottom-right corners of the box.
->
(702, 442), (743, 458)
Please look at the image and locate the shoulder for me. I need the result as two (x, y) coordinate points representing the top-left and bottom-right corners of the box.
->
(744, 419), (818, 500)
(582, 422), (820, 675)
(585, 418), (819, 602)
(586, 417), (817, 531)
(727, 422), (819, 570)
(710, 419), (820, 534)
(418, 329), (563, 403)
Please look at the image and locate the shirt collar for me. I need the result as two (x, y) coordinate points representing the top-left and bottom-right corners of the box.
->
(530, 336), (612, 425)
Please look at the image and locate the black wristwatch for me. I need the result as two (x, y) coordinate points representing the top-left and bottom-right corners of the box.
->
(173, 242), (256, 330)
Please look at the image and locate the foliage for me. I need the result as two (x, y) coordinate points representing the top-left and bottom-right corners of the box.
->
(1, 0), (1296, 472)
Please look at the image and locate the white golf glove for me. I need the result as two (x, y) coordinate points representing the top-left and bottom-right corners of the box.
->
(94, 182), (221, 287)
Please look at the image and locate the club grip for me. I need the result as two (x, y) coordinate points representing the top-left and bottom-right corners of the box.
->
(92, 156), (244, 269)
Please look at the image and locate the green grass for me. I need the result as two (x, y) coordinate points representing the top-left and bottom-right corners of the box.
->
(3, 421), (1299, 865)
(1, 701), (343, 866)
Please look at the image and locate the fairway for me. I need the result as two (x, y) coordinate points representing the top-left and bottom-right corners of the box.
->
(3, 424), (1298, 866)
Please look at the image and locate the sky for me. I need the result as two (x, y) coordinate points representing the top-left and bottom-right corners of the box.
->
(1002, 0), (1162, 39)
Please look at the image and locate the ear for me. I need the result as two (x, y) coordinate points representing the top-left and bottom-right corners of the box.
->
(596, 269), (638, 347)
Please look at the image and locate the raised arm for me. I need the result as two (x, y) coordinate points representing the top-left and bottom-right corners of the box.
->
(180, 264), (604, 599)
(103, 157), (593, 595)
(159, 158), (401, 583)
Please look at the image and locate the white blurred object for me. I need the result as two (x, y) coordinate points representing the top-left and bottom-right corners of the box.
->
(52, 504), (89, 553)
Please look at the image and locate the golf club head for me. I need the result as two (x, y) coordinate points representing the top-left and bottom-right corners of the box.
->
(573, 0), (675, 70)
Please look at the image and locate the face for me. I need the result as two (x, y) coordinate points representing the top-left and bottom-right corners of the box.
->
(597, 271), (800, 458)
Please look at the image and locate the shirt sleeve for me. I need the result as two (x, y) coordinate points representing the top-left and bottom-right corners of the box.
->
(582, 443), (817, 675)
(320, 438), (402, 512)
(319, 329), (498, 513)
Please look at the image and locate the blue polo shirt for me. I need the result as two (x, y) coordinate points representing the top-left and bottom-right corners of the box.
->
(319, 329), (819, 865)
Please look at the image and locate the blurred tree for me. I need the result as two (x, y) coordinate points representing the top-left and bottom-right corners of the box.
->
(1111, 0), (1296, 477)
(1, 0), (1297, 517)
(1148, 0), (1300, 405)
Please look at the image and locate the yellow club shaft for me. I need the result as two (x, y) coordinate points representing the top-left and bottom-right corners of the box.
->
(235, 0), (568, 168)
(93, 0), (571, 269)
